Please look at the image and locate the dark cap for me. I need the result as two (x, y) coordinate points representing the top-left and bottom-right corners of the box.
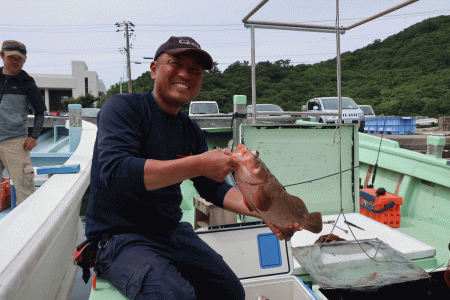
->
(154, 36), (213, 70)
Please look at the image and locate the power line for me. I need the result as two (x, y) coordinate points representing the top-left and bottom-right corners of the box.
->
(0, 8), (448, 33)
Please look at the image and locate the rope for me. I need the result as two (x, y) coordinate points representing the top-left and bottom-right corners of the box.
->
(283, 166), (359, 188)
(230, 112), (247, 129)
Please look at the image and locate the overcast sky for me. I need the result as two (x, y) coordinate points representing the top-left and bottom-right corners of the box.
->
(2, 0), (449, 90)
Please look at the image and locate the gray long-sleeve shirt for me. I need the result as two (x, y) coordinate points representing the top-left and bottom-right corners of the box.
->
(0, 68), (46, 142)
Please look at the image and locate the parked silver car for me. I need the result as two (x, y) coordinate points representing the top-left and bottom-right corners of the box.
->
(246, 104), (283, 116)
(359, 105), (376, 133)
(415, 116), (438, 128)
(246, 104), (295, 123)
(306, 97), (364, 129)
(359, 105), (376, 118)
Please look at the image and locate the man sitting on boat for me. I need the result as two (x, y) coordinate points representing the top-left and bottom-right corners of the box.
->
(0, 40), (46, 205)
(84, 36), (301, 300)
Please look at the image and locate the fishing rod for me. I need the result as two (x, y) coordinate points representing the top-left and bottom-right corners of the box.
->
(369, 117), (387, 188)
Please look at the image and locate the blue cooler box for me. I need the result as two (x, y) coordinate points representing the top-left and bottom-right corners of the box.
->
(196, 222), (318, 300)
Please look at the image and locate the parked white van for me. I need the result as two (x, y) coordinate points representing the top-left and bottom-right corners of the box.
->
(189, 101), (220, 116)
(306, 97), (364, 129)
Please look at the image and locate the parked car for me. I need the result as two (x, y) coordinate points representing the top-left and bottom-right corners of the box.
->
(359, 105), (376, 118)
(306, 97), (364, 129)
(246, 104), (295, 124)
(189, 101), (220, 116)
(246, 104), (284, 116)
(415, 116), (438, 128)
(358, 105), (376, 133)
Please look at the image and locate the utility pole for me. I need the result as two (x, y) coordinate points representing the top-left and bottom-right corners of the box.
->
(116, 21), (135, 93)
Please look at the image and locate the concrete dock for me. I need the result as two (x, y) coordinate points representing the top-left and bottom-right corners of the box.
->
(28, 114), (301, 129)
(367, 127), (450, 158)
(31, 116), (450, 158)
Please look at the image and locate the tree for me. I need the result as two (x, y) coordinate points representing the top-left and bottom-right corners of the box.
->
(101, 15), (450, 118)
(61, 97), (79, 111)
(61, 93), (99, 110)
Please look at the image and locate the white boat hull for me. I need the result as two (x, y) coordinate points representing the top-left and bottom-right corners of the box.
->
(0, 121), (97, 300)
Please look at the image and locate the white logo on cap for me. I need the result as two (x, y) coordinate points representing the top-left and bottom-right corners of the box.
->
(179, 39), (200, 49)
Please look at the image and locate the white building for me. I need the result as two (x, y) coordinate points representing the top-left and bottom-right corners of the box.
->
(30, 61), (106, 112)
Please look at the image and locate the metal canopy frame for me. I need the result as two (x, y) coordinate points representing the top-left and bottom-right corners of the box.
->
(242, 0), (419, 124)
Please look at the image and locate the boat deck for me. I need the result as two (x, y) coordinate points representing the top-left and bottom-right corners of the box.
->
(396, 216), (450, 270)
(368, 129), (450, 159)
(0, 173), (48, 221)
(0, 206), (12, 221)
(0, 126), (72, 220)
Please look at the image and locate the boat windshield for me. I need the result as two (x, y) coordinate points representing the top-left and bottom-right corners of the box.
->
(322, 98), (359, 110)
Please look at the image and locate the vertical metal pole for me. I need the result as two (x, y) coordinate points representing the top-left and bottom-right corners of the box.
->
(250, 25), (257, 124)
(336, 0), (344, 212)
(336, 4), (342, 126)
(120, 77), (123, 94)
(233, 95), (247, 147)
(125, 22), (132, 93)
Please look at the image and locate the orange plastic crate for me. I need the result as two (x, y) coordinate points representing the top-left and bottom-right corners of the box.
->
(0, 178), (11, 212)
(359, 188), (403, 228)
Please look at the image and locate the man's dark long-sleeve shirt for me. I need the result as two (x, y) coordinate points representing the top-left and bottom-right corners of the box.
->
(85, 91), (232, 238)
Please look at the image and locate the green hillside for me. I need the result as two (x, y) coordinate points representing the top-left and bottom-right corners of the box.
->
(105, 15), (450, 117)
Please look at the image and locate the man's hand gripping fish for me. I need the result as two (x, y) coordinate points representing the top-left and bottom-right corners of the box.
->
(232, 144), (322, 236)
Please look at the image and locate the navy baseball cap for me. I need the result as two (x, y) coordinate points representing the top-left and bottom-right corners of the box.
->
(154, 36), (213, 70)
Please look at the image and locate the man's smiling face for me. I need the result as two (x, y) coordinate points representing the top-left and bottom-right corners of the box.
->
(150, 52), (204, 115)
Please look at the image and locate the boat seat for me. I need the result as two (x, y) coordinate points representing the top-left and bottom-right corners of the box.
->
(88, 276), (127, 300)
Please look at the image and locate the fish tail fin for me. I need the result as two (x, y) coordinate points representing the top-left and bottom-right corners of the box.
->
(304, 212), (323, 233)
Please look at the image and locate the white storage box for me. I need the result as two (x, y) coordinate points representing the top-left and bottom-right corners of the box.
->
(196, 222), (318, 300)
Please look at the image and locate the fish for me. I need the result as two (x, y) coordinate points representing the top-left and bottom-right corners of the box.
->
(232, 143), (323, 235)
(314, 233), (346, 244)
